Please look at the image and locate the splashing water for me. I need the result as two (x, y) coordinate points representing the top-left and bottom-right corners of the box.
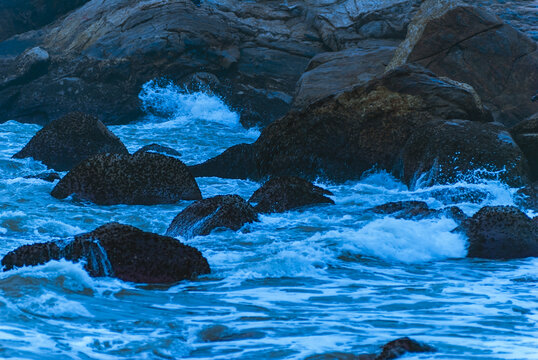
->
(0, 82), (537, 359)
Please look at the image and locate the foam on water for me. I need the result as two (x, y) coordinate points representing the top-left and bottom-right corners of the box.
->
(1, 85), (538, 359)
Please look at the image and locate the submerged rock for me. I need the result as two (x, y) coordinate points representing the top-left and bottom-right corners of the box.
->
(2, 223), (210, 284)
(166, 195), (258, 239)
(388, 1), (538, 125)
(51, 152), (201, 205)
(249, 177), (334, 214)
(370, 201), (467, 224)
(12, 112), (129, 171)
(24, 171), (61, 182)
(306, 337), (435, 360)
(134, 143), (181, 158)
(456, 206), (538, 259)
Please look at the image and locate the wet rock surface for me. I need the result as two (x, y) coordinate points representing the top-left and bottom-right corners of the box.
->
(134, 143), (181, 158)
(389, 1), (538, 126)
(166, 195), (258, 239)
(23, 171), (61, 182)
(456, 206), (538, 259)
(249, 176), (334, 214)
(51, 152), (202, 205)
(370, 201), (467, 224)
(12, 112), (129, 171)
(2, 223), (211, 283)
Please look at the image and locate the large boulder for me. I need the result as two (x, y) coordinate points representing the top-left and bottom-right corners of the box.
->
(2, 223), (210, 283)
(51, 152), (202, 205)
(456, 206), (538, 259)
(192, 64), (494, 184)
(0, 0), (422, 127)
(293, 42), (397, 109)
(388, 1), (538, 126)
(397, 119), (529, 188)
(166, 195), (258, 239)
(511, 113), (538, 181)
(12, 112), (129, 171)
(249, 177), (334, 214)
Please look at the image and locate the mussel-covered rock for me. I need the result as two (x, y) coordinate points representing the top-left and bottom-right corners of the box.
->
(249, 177), (334, 214)
(456, 206), (538, 259)
(166, 195), (258, 239)
(51, 152), (201, 205)
(2, 223), (210, 284)
(13, 112), (129, 171)
(388, 1), (538, 125)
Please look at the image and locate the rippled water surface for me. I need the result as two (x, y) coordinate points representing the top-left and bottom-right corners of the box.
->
(1, 84), (537, 359)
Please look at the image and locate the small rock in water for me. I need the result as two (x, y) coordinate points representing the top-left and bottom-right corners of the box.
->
(1, 223), (210, 284)
(199, 325), (265, 342)
(134, 143), (181, 158)
(24, 171), (61, 182)
(51, 152), (201, 205)
(249, 176), (334, 214)
(166, 195), (258, 239)
(370, 201), (467, 224)
(12, 112), (129, 171)
(455, 205), (538, 259)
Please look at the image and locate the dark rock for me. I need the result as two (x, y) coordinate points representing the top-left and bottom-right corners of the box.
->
(51, 152), (201, 205)
(23, 171), (61, 182)
(2, 223), (210, 284)
(370, 201), (467, 224)
(1, 242), (60, 271)
(376, 337), (435, 360)
(511, 113), (538, 181)
(199, 325), (265, 342)
(389, 2), (538, 126)
(515, 182), (538, 211)
(0, 0), (89, 42)
(293, 42), (397, 109)
(456, 206), (538, 259)
(249, 177), (334, 214)
(134, 143), (181, 158)
(166, 195), (257, 239)
(12, 112), (129, 171)
(0, 47), (50, 90)
(190, 143), (258, 180)
(397, 119), (529, 188)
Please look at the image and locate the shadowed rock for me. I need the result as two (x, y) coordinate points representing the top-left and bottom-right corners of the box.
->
(166, 195), (258, 239)
(511, 113), (538, 181)
(389, 1), (538, 126)
(51, 152), (201, 205)
(134, 143), (181, 158)
(249, 177), (334, 214)
(12, 112), (129, 171)
(190, 143), (258, 180)
(0, 47), (50, 89)
(2, 223), (210, 284)
(455, 206), (538, 259)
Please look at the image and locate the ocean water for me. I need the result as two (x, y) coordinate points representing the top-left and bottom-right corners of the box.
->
(1, 83), (538, 360)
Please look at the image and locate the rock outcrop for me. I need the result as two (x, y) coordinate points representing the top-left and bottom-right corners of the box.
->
(2, 223), (211, 283)
(194, 65), (520, 187)
(51, 152), (202, 205)
(166, 195), (258, 239)
(13, 112), (129, 171)
(249, 177), (334, 214)
(0, 0), (423, 127)
(456, 206), (538, 259)
(388, 1), (538, 126)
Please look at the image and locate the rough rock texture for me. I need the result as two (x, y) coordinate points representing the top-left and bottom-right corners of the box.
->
(511, 113), (538, 181)
(51, 152), (202, 205)
(398, 119), (529, 188)
(305, 337), (435, 360)
(1, 242), (60, 270)
(0, 0), (89, 42)
(2, 223), (210, 284)
(0, 0), (422, 127)
(13, 112), (129, 171)
(166, 195), (258, 239)
(192, 64), (494, 184)
(370, 201), (467, 224)
(23, 171), (61, 182)
(389, 1), (538, 126)
(293, 41), (397, 109)
(134, 143), (181, 158)
(249, 177), (334, 214)
(456, 206), (538, 259)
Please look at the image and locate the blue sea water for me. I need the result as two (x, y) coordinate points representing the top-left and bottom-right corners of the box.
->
(0, 83), (537, 359)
